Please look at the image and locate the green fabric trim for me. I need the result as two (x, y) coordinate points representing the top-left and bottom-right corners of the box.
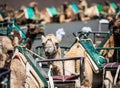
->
(80, 39), (106, 69)
(97, 4), (103, 13)
(110, 2), (117, 9)
(46, 7), (58, 17)
(18, 47), (48, 87)
(8, 23), (26, 39)
(25, 7), (35, 19)
(0, 9), (6, 18)
(70, 3), (79, 14)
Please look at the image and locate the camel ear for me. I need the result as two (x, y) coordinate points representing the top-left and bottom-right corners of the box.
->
(41, 35), (45, 40)
(41, 35), (46, 42)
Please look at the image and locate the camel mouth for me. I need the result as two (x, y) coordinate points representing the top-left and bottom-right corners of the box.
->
(45, 49), (57, 58)
(45, 51), (54, 56)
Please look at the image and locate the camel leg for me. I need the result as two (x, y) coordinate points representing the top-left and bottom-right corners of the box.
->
(81, 58), (93, 88)
(104, 71), (113, 88)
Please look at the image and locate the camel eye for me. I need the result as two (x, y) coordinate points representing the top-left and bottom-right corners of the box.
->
(42, 43), (45, 46)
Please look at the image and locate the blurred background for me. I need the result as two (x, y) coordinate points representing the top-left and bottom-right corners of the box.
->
(1, 0), (120, 10)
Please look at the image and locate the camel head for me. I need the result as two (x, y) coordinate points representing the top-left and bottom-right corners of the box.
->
(41, 34), (61, 58)
(25, 23), (44, 49)
(109, 13), (120, 44)
(27, 23), (44, 36)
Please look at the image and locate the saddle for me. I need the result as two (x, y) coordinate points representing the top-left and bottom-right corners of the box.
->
(79, 39), (106, 73)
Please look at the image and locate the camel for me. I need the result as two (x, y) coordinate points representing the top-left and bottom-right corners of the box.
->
(0, 24), (44, 88)
(92, 13), (120, 87)
(0, 22), (45, 88)
(0, 21), (45, 68)
(12, 22), (45, 49)
(79, 1), (118, 21)
(39, 6), (60, 24)
(10, 45), (48, 88)
(63, 35), (113, 88)
(41, 33), (63, 75)
(14, 2), (41, 25)
(59, 2), (79, 23)
(108, 12), (120, 63)
(40, 31), (114, 87)
(25, 23), (45, 49)
(79, 3), (104, 21)
(106, 13), (120, 86)
(0, 22), (46, 88)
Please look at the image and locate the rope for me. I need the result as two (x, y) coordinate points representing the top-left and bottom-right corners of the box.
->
(25, 47), (46, 60)
(114, 65), (120, 85)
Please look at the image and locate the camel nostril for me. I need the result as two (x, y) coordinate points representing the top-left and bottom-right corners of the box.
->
(45, 51), (50, 56)
(7, 50), (13, 56)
